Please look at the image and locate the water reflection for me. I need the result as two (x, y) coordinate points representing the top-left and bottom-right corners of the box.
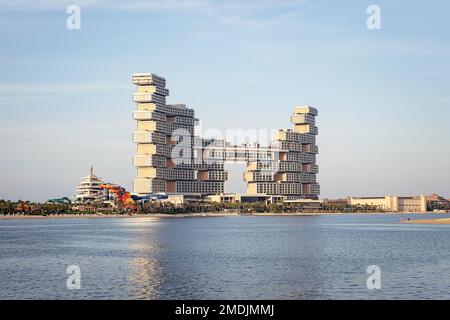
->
(126, 221), (164, 299)
(2, 215), (450, 299)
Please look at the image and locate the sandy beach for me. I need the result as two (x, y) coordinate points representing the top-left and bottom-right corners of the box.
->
(400, 218), (450, 225)
(0, 212), (319, 220)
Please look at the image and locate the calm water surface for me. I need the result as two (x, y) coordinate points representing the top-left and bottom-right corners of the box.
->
(1, 214), (450, 299)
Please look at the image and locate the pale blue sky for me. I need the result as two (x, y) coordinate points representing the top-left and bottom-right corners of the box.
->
(0, 0), (449, 201)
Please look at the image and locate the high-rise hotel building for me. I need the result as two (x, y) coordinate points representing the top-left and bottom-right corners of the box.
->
(132, 73), (227, 196)
(244, 106), (320, 200)
(132, 73), (320, 200)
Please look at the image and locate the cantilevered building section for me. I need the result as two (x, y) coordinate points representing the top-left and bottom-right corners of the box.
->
(132, 73), (319, 200)
(245, 106), (320, 200)
(132, 73), (227, 196)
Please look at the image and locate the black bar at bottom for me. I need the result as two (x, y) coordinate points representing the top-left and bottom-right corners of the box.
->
(0, 300), (441, 319)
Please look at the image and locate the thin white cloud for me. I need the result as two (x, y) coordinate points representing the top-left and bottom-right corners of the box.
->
(0, 82), (128, 94)
(0, 0), (310, 29)
(329, 37), (450, 58)
(0, 0), (210, 11)
(219, 11), (302, 28)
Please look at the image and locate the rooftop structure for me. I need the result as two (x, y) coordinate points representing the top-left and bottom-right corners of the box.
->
(426, 193), (450, 210)
(74, 166), (104, 203)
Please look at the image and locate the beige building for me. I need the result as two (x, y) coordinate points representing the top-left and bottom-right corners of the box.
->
(207, 194), (284, 205)
(132, 73), (320, 200)
(283, 198), (323, 210)
(245, 106), (320, 200)
(349, 196), (427, 213)
(160, 194), (203, 206)
(132, 73), (227, 196)
(74, 166), (104, 203)
(207, 194), (322, 210)
(323, 198), (349, 208)
(426, 193), (450, 210)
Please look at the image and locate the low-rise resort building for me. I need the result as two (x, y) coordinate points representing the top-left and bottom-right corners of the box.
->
(348, 196), (427, 213)
(74, 166), (104, 203)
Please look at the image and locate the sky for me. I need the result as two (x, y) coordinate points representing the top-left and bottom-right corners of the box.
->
(0, 0), (449, 201)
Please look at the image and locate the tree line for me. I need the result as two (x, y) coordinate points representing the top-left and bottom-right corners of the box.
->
(0, 199), (387, 216)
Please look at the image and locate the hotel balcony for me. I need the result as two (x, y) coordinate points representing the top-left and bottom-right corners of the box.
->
(309, 145), (319, 154)
(133, 93), (152, 103)
(244, 172), (275, 182)
(133, 155), (161, 167)
(155, 87), (170, 96)
(133, 155), (150, 167)
(290, 114), (315, 125)
(132, 73), (166, 87)
(132, 111), (166, 122)
(136, 85), (170, 96)
(133, 178), (166, 194)
(310, 183), (321, 195)
(293, 106), (318, 116)
(166, 104), (195, 117)
(310, 164), (319, 173)
(137, 155), (167, 167)
(132, 132), (166, 144)
(133, 93), (166, 104)
(133, 74), (152, 85)
(294, 124), (318, 135)
(171, 116), (197, 126)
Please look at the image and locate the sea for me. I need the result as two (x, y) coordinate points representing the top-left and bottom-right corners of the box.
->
(1, 214), (450, 299)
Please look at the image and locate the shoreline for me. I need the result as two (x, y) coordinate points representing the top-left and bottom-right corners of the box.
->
(0, 213), (238, 220)
(400, 217), (450, 225)
(0, 212), (447, 220)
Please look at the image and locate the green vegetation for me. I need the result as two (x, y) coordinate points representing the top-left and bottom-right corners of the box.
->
(0, 199), (387, 216)
(0, 199), (73, 215)
(427, 202), (450, 212)
(322, 202), (387, 213)
(0, 199), (131, 216)
(139, 201), (386, 215)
